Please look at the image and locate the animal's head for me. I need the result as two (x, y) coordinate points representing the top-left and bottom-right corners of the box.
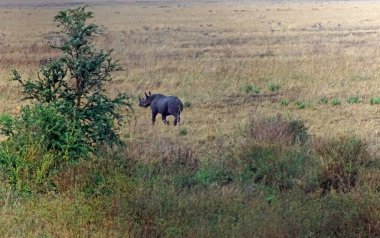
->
(138, 91), (153, 107)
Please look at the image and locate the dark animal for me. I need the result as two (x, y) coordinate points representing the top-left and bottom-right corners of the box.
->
(139, 91), (183, 126)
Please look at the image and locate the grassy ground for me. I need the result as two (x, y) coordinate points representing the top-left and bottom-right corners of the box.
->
(1, 1), (380, 150)
(0, 0), (380, 237)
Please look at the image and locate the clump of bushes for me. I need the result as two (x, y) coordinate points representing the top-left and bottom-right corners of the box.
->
(247, 114), (309, 146)
(239, 145), (307, 191)
(313, 135), (370, 193)
(121, 118), (379, 237)
(236, 115), (314, 192)
(0, 104), (89, 191)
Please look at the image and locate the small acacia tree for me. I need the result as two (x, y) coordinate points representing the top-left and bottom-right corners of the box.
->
(0, 6), (131, 191)
(11, 6), (131, 146)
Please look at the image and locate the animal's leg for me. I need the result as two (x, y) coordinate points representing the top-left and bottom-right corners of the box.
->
(162, 114), (170, 125)
(174, 112), (181, 126)
(152, 110), (158, 125)
(174, 114), (180, 126)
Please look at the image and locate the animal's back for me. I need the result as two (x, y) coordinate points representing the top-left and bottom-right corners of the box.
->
(150, 94), (183, 114)
(164, 96), (179, 114)
(151, 94), (168, 110)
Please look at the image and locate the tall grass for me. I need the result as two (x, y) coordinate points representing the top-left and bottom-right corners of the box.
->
(0, 1), (380, 237)
(1, 114), (378, 237)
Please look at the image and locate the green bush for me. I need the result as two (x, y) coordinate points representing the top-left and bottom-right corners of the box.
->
(0, 104), (89, 191)
(194, 161), (232, 186)
(0, 7), (131, 192)
(241, 115), (313, 192)
(239, 145), (307, 191)
(11, 6), (131, 147)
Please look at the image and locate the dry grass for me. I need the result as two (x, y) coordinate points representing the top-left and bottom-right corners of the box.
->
(1, 0), (380, 235)
(1, 0), (380, 153)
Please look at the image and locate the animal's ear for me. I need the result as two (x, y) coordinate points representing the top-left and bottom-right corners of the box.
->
(149, 91), (152, 95)
(145, 92), (148, 97)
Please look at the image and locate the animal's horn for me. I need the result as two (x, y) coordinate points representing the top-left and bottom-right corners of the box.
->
(145, 92), (148, 97)
(149, 91), (152, 95)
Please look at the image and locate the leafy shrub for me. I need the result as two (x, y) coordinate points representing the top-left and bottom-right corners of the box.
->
(241, 116), (312, 191)
(313, 136), (370, 193)
(11, 6), (131, 147)
(239, 145), (307, 191)
(347, 96), (360, 104)
(194, 161), (233, 186)
(0, 104), (89, 191)
(0, 113), (14, 135)
(0, 7), (130, 192)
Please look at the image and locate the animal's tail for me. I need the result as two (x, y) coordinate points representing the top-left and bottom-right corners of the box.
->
(177, 100), (184, 124)
(178, 100), (184, 113)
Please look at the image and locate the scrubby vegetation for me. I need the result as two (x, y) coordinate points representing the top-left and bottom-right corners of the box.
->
(0, 2), (379, 237)
(0, 6), (130, 194)
(1, 112), (379, 237)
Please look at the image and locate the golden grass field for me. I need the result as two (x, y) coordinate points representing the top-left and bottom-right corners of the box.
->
(1, 0), (380, 155)
(0, 1), (380, 236)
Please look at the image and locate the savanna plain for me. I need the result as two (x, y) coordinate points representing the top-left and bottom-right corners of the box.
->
(0, 0), (380, 237)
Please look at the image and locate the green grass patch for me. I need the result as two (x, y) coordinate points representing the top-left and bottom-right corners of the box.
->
(347, 96), (360, 104)
(183, 101), (192, 108)
(267, 83), (281, 92)
(179, 127), (188, 136)
(320, 96), (328, 104)
(280, 99), (290, 107)
(295, 101), (306, 109)
(331, 97), (341, 106)
(369, 97), (380, 105)
(241, 83), (260, 94)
